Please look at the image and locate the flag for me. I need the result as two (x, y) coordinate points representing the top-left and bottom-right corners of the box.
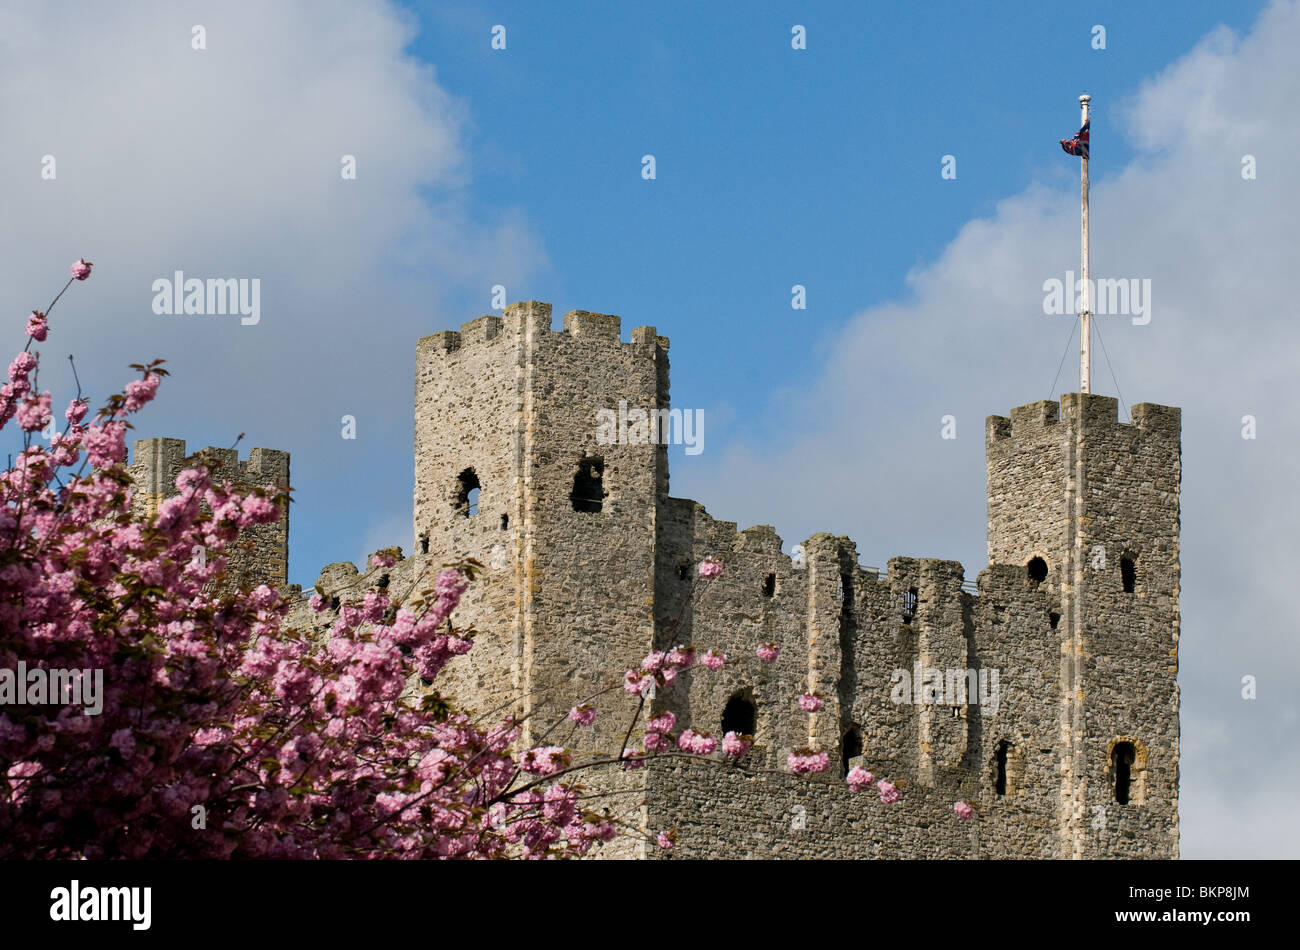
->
(1060, 119), (1090, 159)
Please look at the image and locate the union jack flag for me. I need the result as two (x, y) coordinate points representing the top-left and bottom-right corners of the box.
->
(1060, 119), (1090, 159)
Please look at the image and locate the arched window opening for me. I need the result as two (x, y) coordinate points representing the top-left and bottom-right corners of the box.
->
(1027, 556), (1048, 586)
(1113, 741), (1136, 804)
(1120, 556), (1136, 594)
(902, 587), (918, 624)
(995, 740), (1010, 797)
(1049, 612), (1061, 630)
(762, 573), (776, 598)
(571, 458), (605, 513)
(456, 468), (481, 518)
(841, 728), (862, 777)
(721, 693), (757, 737)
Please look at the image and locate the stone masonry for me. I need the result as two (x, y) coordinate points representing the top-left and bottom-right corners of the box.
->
(132, 299), (1181, 859)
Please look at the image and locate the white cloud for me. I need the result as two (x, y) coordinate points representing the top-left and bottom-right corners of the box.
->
(0, 0), (547, 588)
(676, 0), (1300, 858)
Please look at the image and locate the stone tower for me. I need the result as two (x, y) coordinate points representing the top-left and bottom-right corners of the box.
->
(986, 395), (1181, 858)
(413, 302), (669, 752)
(128, 437), (291, 592)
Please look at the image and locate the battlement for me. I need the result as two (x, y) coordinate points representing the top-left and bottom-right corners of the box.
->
(986, 393), (1181, 446)
(415, 301), (669, 361)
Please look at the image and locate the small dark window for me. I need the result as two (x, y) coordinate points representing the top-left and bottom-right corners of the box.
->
(841, 728), (862, 777)
(500, 514), (509, 530)
(1120, 556), (1136, 594)
(995, 740), (1010, 797)
(841, 573), (854, 611)
(902, 587), (918, 624)
(721, 693), (756, 736)
(1113, 742), (1136, 804)
(456, 468), (480, 518)
(1049, 612), (1061, 629)
(419, 532), (429, 555)
(378, 574), (390, 590)
(762, 573), (776, 598)
(1027, 557), (1048, 585)
(329, 595), (340, 611)
(571, 458), (605, 513)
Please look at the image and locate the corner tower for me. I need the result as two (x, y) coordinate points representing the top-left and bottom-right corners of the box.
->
(414, 302), (670, 750)
(985, 393), (1180, 858)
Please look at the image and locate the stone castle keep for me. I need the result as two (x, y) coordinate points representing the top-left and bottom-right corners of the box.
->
(131, 300), (1181, 859)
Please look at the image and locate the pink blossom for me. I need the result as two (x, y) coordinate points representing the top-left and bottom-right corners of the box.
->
(640, 650), (666, 673)
(64, 399), (88, 424)
(701, 648), (726, 670)
(517, 746), (571, 776)
(370, 550), (396, 569)
(846, 766), (874, 791)
(70, 258), (93, 280)
(646, 711), (676, 733)
(953, 801), (974, 820)
(721, 732), (751, 757)
(623, 669), (653, 696)
(877, 780), (900, 804)
(698, 557), (724, 579)
(16, 392), (51, 432)
(787, 749), (830, 774)
(756, 642), (780, 663)
(798, 691), (822, 712)
(25, 311), (47, 342)
(656, 831), (676, 850)
(568, 704), (596, 727)
(677, 729), (717, 755)
(123, 374), (161, 412)
(664, 645), (695, 669)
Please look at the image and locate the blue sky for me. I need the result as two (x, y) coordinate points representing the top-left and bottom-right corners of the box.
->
(3, 0), (1294, 858)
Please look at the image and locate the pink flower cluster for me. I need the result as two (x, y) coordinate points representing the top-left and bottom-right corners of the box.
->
(846, 766), (874, 791)
(798, 692), (822, 712)
(701, 648), (726, 670)
(756, 642), (780, 663)
(568, 704), (597, 727)
(677, 729), (717, 755)
(787, 749), (830, 774)
(877, 780), (901, 804)
(698, 557), (724, 579)
(953, 801), (974, 820)
(721, 731), (751, 758)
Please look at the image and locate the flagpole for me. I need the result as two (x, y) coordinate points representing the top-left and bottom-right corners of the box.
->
(1079, 94), (1091, 394)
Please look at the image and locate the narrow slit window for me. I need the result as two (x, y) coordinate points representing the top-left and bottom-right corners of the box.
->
(995, 740), (1010, 797)
(456, 468), (481, 518)
(1112, 741), (1136, 804)
(1120, 556), (1136, 594)
(841, 728), (862, 777)
(762, 573), (776, 598)
(902, 587), (918, 624)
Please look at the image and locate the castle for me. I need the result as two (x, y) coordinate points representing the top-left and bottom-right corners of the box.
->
(130, 300), (1181, 859)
